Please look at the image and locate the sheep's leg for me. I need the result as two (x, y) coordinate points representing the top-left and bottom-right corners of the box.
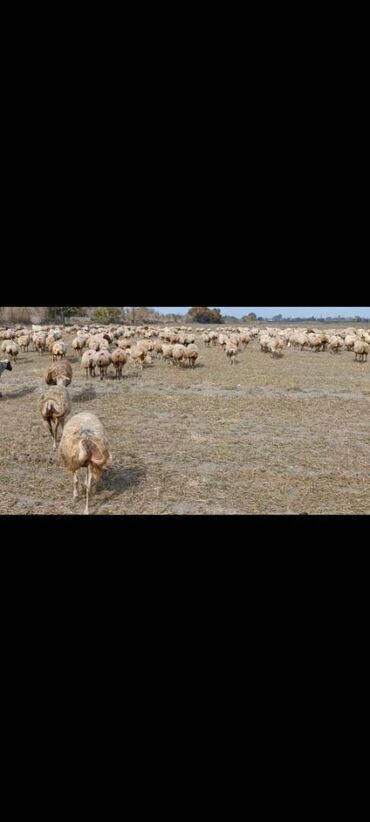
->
(73, 472), (79, 500)
(53, 421), (59, 450)
(84, 465), (92, 515)
(47, 418), (54, 441)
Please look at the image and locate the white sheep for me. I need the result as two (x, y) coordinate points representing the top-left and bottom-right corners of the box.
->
(4, 342), (19, 363)
(354, 340), (369, 363)
(81, 350), (98, 379)
(59, 412), (112, 515)
(39, 386), (71, 450)
(225, 343), (238, 365)
(183, 344), (199, 368)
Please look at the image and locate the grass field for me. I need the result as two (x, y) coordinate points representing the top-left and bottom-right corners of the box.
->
(1, 328), (369, 514)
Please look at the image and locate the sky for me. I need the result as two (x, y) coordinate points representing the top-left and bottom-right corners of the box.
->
(154, 307), (370, 318)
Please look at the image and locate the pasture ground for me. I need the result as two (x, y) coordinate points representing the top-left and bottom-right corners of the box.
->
(0, 327), (369, 514)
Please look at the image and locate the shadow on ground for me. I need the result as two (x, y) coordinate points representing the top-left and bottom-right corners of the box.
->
(6, 386), (37, 398)
(103, 464), (147, 493)
(72, 386), (97, 402)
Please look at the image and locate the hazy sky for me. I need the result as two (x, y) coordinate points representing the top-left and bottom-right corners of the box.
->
(154, 307), (370, 318)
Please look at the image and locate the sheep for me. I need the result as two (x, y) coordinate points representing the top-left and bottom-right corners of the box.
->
(183, 344), (199, 368)
(344, 334), (357, 351)
(52, 341), (66, 361)
(161, 344), (174, 365)
(328, 335), (344, 354)
(45, 361), (73, 387)
(0, 359), (12, 397)
(111, 348), (127, 379)
(172, 344), (187, 366)
(59, 412), (112, 515)
(129, 345), (147, 370)
(39, 386), (71, 450)
(269, 338), (284, 358)
(81, 350), (98, 379)
(225, 343), (238, 365)
(4, 342), (19, 363)
(96, 350), (112, 380)
(72, 336), (86, 356)
(259, 335), (270, 353)
(354, 340), (369, 363)
(35, 334), (47, 354)
(18, 334), (30, 352)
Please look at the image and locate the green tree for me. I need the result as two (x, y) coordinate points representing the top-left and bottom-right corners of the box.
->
(187, 307), (223, 324)
(242, 313), (257, 323)
(90, 307), (123, 324)
(48, 307), (85, 323)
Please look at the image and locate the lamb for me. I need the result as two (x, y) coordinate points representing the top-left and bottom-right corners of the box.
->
(45, 361), (73, 387)
(354, 340), (369, 363)
(111, 348), (127, 379)
(59, 412), (112, 515)
(39, 386), (71, 450)
(0, 359), (12, 397)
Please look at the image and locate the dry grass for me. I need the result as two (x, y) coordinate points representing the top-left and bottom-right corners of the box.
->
(0, 328), (369, 514)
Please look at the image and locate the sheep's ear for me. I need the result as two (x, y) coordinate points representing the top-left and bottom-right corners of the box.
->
(89, 442), (106, 466)
(78, 440), (89, 463)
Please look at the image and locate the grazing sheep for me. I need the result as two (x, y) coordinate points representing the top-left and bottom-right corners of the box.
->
(45, 361), (73, 387)
(39, 386), (71, 450)
(354, 340), (369, 363)
(0, 359), (12, 397)
(59, 412), (112, 515)
(111, 348), (127, 379)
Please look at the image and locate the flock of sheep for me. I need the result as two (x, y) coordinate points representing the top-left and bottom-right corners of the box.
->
(0, 319), (369, 514)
